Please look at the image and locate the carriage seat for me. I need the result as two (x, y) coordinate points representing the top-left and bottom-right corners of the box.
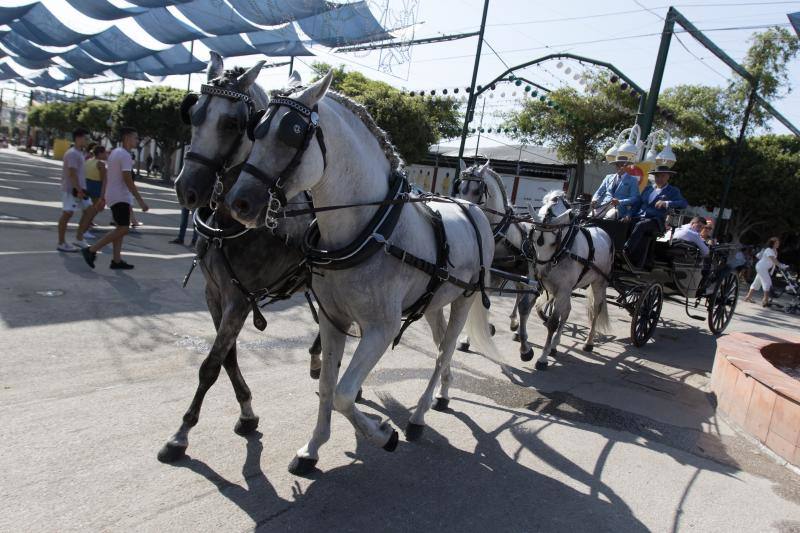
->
(584, 218), (630, 250)
(654, 239), (703, 265)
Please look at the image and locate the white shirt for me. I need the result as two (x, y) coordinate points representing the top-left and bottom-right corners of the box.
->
(648, 187), (663, 205)
(673, 223), (709, 256)
(104, 147), (134, 206)
(756, 247), (777, 271)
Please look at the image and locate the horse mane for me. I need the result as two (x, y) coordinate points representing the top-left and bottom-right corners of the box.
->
(482, 165), (509, 207)
(325, 91), (404, 172)
(541, 189), (567, 205)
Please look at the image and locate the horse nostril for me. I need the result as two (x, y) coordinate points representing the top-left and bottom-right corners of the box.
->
(233, 198), (250, 215)
(185, 189), (198, 206)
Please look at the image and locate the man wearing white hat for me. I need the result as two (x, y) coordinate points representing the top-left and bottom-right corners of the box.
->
(624, 165), (688, 269)
(591, 155), (641, 219)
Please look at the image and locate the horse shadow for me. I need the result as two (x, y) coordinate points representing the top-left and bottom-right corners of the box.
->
(272, 393), (650, 532)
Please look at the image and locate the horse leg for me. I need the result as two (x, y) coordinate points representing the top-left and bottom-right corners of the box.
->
(158, 296), (247, 463)
(510, 294), (520, 332)
(223, 346), (259, 436)
(309, 332), (322, 379)
(583, 281), (608, 352)
(516, 291), (534, 361)
(290, 315), (347, 475)
(333, 324), (399, 450)
(535, 294), (570, 370)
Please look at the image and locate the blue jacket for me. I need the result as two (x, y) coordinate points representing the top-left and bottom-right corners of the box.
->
(634, 183), (688, 221)
(592, 172), (640, 217)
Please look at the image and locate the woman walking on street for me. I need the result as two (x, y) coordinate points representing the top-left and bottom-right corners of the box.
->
(744, 237), (786, 307)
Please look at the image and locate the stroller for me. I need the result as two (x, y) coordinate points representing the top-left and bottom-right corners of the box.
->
(771, 265), (800, 314)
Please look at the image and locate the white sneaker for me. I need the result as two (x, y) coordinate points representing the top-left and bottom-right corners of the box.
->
(83, 230), (97, 239)
(73, 240), (90, 248)
(57, 242), (79, 252)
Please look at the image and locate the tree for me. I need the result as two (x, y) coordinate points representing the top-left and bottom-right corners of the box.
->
(27, 101), (73, 137)
(77, 99), (114, 140)
(113, 86), (190, 181)
(310, 63), (461, 163)
(506, 73), (636, 195)
(672, 135), (800, 243)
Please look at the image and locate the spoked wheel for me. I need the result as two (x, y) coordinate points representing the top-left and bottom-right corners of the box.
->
(708, 272), (739, 335)
(537, 299), (554, 323)
(630, 283), (663, 347)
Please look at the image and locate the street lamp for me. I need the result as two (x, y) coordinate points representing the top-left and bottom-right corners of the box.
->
(641, 129), (676, 167)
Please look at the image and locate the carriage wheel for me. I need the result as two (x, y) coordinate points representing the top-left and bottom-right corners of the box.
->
(630, 283), (663, 347)
(537, 299), (554, 323)
(708, 272), (739, 335)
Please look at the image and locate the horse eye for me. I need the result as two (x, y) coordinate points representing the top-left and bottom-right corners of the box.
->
(220, 117), (239, 130)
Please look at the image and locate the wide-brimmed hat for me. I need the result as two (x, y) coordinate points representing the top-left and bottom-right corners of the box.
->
(648, 165), (677, 175)
(611, 155), (634, 165)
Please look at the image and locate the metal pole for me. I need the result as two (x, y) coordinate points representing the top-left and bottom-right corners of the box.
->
(713, 83), (758, 240)
(0, 88), (4, 129)
(639, 8), (676, 139)
(24, 90), (33, 148)
(474, 98), (487, 157)
(289, 56), (294, 75)
(179, 40), (195, 167)
(456, 0), (490, 172)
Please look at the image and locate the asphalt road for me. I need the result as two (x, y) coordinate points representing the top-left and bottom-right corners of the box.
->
(1, 148), (799, 532)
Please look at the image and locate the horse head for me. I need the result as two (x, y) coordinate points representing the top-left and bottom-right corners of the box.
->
(227, 70), (335, 227)
(529, 191), (574, 261)
(174, 52), (266, 210)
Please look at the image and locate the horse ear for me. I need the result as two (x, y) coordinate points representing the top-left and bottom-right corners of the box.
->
(299, 69), (333, 106)
(207, 51), (224, 82)
(459, 159), (467, 172)
(287, 70), (302, 88)
(481, 159), (491, 171)
(527, 201), (540, 223)
(237, 61), (264, 91)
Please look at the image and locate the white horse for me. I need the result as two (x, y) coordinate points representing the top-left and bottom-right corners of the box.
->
(529, 191), (614, 370)
(226, 71), (504, 475)
(454, 160), (537, 361)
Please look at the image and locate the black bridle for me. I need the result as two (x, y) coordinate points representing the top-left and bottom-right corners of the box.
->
(530, 195), (575, 265)
(181, 83), (255, 177)
(454, 169), (489, 206)
(242, 94), (327, 229)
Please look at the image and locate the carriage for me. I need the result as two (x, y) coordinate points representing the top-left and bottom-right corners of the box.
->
(584, 214), (740, 346)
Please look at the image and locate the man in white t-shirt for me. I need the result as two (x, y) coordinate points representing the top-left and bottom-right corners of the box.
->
(81, 127), (149, 270)
(57, 128), (98, 252)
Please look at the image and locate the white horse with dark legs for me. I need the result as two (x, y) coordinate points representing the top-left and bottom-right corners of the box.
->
(226, 71), (504, 475)
(454, 160), (537, 361)
(529, 191), (614, 370)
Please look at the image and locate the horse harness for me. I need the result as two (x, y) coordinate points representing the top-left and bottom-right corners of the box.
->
(299, 170), (491, 346)
(180, 83), (255, 178)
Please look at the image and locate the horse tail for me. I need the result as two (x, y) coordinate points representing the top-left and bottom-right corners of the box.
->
(464, 270), (505, 365)
(587, 284), (610, 333)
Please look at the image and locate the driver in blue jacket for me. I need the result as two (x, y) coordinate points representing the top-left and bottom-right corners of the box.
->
(624, 165), (688, 269)
(591, 155), (641, 219)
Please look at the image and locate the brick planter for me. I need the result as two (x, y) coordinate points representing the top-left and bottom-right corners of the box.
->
(711, 332), (800, 467)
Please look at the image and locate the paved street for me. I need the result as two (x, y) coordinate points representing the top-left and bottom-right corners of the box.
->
(1, 148), (798, 532)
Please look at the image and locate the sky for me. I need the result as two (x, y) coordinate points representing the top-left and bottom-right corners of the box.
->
(1, 0), (798, 147)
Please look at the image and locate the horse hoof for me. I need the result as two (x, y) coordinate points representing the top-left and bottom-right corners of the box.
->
(383, 429), (399, 452)
(234, 416), (259, 436)
(535, 360), (549, 371)
(405, 422), (425, 441)
(520, 347), (534, 362)
(288, 456), (318, 476)
(583, 344), (594, 352)
(308, 336), (321, 356)
(355, 388), (363, 403)
(309, 367), (321, 380)
(489, 324), (496, 336)
(432, 398), (450, 412)
(513, 332), (520, 342)
(157, 442), (187, 463)
(510, 323), (518, 332)
(457, 341), (470, 352)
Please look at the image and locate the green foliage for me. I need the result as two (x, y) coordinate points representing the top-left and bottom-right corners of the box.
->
(113, 86), (190, 179)
(309, 62), (461, 163)
(77, 100), (114, 138)
(27, 101), (74, 136)
(656, 85), (736, 142)
(672, 135), (800, 242)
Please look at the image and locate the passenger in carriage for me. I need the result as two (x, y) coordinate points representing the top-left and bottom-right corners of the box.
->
(672, 216), (710, 256)
(591, 155), (641, 219)
(623, 165), (689, 269)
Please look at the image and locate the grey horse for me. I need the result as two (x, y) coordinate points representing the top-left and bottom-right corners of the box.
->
(159, 54), (314, 462)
